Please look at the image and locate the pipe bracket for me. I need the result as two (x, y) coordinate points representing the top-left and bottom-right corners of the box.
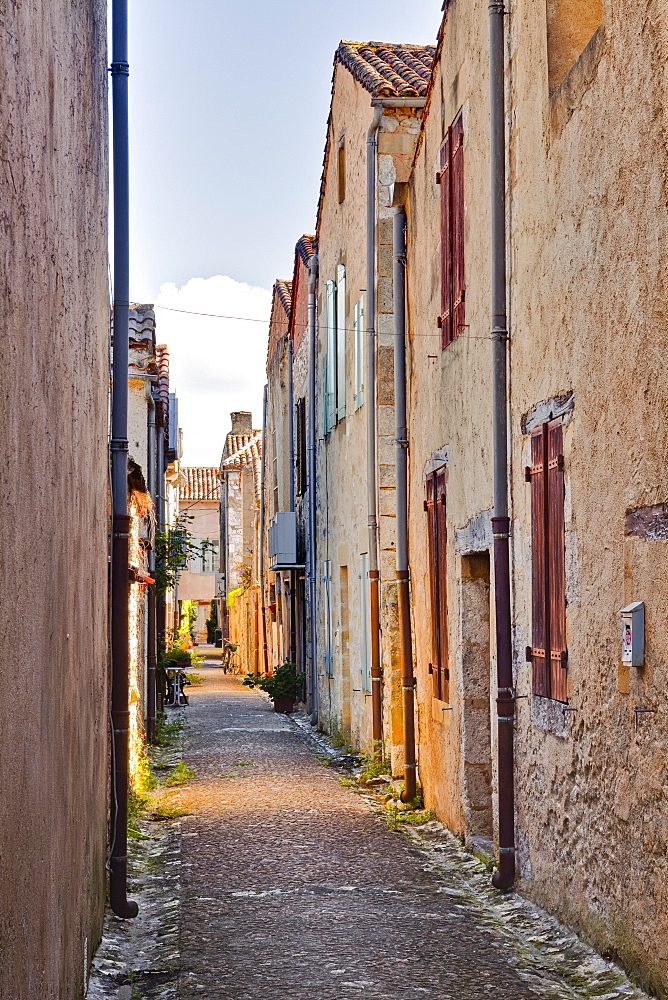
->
(110, 61), (129, 76)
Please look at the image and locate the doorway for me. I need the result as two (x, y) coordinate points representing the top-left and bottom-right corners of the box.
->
(459, 552), (492, 838)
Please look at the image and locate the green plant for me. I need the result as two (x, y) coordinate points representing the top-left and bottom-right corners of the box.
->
(184, 671), (204, 685)
(161, 645), (192, 668)
(205, 599), (218, 643)
(149, 800), (192, 820)
(164, 760), (196, 786)
(242, 661), (302, 703)
(154, 712), (184, 747)
(180, 599), (198, 641)
(154, 514), (198, 595)
(358, 746), (392, 783)
(327, 716), (353, 751)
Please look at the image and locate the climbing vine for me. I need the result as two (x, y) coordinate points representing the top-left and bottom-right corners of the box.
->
(154, 514), (198, 595)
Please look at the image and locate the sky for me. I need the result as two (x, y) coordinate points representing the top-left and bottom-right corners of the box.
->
(126, 1), (443, 464)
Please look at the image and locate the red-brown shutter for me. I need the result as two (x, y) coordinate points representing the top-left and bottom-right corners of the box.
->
(438, 132), (452, 349)
(528, 425), (550, 696)
(547, 419), (567, 702)
(451, 110), (465, 342)
(435, 471), (449, 703)
(425, 475), (440, 697)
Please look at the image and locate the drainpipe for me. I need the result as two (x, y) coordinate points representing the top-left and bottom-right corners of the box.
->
(393, 206), (416, 803)
(307, 252), (319, 723)
(109, 0), (138, 919)
(489, 0), (515, 891)
(287, 337), (297, 665)
(366, 105), (383, 752)
(154, 397), (166, 715)
(259, 384), (269, 673)
(155, 396), (166, 714)
(145, 381), (157, 742)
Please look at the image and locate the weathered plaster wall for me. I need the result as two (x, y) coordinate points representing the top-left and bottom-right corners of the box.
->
(315, 64), (422, 756)
(407, 0), (496, 836)
(316, 64), (378, 746)
(0, 2), (109, 996)
(509, 4), (668, 992)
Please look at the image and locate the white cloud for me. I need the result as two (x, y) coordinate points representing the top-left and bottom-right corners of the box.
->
(154, 275), (271, 466)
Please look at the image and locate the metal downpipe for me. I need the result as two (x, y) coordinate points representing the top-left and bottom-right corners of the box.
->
(109, 0), (138, 919)
(489, 0), (515, 891)
(155, 414), (166, 716)
(367, 106), (383, 752)
(287, 338), (297, 665)
(393, 208), (417, 803)
(260, 384), (269, 673)
(307, 253), (319, 723)
(145, 381), (157, 743)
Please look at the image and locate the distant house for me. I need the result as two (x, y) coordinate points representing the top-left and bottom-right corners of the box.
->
(219, 413), (262, 672)
(177, 467), (221, 642)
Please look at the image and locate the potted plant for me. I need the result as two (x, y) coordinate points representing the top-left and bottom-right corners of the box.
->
(243, 661), (302, 713)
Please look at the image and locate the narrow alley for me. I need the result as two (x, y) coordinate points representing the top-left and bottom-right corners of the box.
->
(90, 656), (652, 1000)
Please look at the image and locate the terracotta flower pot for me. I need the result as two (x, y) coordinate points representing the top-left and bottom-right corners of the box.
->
(273, 696), (295, 714)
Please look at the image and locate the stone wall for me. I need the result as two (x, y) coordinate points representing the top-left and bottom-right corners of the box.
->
(509, 3), (668, 992)
(0, 1), (109, 996)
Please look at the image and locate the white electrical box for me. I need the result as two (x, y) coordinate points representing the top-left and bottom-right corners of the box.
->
(620, 602), (644, 667)
(268, 512), (302, 570)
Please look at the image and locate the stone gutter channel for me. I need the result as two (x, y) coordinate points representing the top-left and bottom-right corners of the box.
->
(88, 701), (652, 1000)
(86, 709), (186, 1000)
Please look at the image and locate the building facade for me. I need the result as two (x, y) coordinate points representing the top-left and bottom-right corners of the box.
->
(0, 2), (109, 996)
(256, 9), (668, 996)
(177, 467), (220, 642)
(219, 413), (262, 674)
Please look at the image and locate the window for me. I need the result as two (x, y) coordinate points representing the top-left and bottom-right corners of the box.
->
(547, 0), (602, 92)
(437, 109), (465, 349)
(295, 396), (307, 497)
(337, 137), (346, 203)
(323, 560), (333, 674)
(353, 296), (364, 409)
(324, 266), (346, 433)
(525, 419), (567, 702)
(325, 280), (337, 433)
(336, 264), (346, 421)
(359, 553), (371, 691)
(425, 470), (449, 701)
(190, 539), (219, 574)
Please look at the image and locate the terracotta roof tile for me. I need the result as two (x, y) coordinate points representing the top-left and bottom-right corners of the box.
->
(180, 467), (220, 503)
(128, 304), (156, 344)
(222, 431), (262, 471)
(295, 235), (316, 267)
(336, 40), (435, 98)
(156, 345), (170, 409)
(275, 280), (292, 317)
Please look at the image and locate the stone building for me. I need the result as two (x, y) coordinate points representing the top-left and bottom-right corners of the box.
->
(312, 40), (433, 754)
(0, 2), (109, 996)
(260, 8), (668, 996)
(403, 1), (668, 994)
(177, 467), (220, 641)
(219, 413), (262, 673)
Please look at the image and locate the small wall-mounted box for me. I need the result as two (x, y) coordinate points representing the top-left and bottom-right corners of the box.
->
(620, 602), (645, 667)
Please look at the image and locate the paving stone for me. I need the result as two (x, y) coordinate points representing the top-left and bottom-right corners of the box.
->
(89, 667), (653, 1000)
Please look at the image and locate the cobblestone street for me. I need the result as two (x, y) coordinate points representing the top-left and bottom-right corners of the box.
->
(89, 662), (652, 1000)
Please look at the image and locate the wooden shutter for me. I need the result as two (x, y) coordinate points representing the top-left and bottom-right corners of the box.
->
(547, 419), (567, 702)
(451, 110), (465, 342)
(325, 280), (336, 433)
(295, 397), (306, 497)
(438, 132), (452, 349)
(336, 264), (346, 422)
(425, 475), (440, 697)
(528, 425), (550, 697)
(435, 471), (449, 703)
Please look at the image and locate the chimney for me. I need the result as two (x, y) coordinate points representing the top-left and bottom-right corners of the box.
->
(230, 411), (253, 435)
